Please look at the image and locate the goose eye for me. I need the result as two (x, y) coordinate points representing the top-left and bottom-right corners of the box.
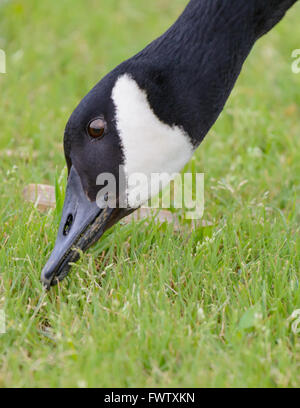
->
(87, 118), (105, 139)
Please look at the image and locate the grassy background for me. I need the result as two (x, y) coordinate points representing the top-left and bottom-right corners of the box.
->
(0, 0), (300, 387)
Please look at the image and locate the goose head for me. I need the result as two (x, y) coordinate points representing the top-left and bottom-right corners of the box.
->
(41, 64), (194, 289)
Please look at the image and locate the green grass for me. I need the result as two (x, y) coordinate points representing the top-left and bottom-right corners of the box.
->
(0, 0), (300, 388)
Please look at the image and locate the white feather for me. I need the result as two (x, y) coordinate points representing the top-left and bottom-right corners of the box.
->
(112, 74), (194, 208)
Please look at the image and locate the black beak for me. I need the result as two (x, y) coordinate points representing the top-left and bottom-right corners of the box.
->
(41, 166), (128, 289)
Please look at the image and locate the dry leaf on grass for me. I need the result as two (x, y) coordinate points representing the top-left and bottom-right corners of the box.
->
(23, 184), (56, 211)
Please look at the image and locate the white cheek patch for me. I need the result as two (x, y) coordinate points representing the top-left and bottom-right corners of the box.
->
(112, 74), (194, 208)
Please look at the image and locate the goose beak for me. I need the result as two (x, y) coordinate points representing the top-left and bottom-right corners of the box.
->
(41, 166), (126, 289)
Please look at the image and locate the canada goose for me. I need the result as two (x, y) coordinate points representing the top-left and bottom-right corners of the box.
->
(41, 0), (298, 288)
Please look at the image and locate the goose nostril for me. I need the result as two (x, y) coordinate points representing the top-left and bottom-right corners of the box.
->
(63, 214), (74, 236)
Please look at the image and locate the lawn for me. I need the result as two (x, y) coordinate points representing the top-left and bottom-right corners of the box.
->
(0, 0), (299, 388)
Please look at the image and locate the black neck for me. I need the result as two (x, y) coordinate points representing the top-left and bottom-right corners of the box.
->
(125, 0), (297, 145)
